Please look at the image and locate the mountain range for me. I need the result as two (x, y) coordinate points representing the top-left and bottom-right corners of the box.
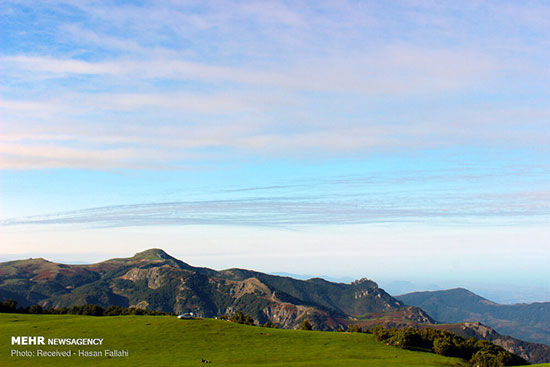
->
(0, 249), (408, 330)
(1, 249), (549, 363)
(397, 288), (550, 346)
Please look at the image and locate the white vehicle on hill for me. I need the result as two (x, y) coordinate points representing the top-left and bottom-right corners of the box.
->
(177, 312), (195, 319)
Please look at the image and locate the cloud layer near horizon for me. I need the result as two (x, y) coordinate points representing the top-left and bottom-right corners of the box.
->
(3, 170), (549, 228)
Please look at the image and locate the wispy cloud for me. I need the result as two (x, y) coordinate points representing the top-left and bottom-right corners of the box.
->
(2, 96), (550, 169)
(1, 0), (549, 169)
(3, 170), (549, 228)
(1, 46), (496, 93)
(3, 192), (549, 228)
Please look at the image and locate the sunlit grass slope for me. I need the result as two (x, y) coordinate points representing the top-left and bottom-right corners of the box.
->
(1, 314), (470, 367)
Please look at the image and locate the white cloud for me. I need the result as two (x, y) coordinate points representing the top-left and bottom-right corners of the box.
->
(1, 0), (549, 169)
(2, 45), (497, 94)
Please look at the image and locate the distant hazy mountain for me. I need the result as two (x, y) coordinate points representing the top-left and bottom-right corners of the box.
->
(0, 249), (405, 330)
(378, 280), (443, 296)
(270, 272), (355, 284)
(397, 288), (550, 346)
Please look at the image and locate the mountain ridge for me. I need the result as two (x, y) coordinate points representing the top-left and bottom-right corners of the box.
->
(0, 248), (402, 330)
(397, 288), (550, 346)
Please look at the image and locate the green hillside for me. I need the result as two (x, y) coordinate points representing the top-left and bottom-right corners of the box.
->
(1, 313), (469, 367)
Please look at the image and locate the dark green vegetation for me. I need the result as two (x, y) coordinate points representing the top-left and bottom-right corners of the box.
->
(372, 326), (528, 367)
(427, 323), (550, 365)
(300, 320), (313, 330)
(0, 249), (407, 330)
(0, 299), (171, 316)
(220, 311), (256, 326)
(397, 288), (550, 346)
(1, 313), (472, 367)
(345, 307), (550, 365)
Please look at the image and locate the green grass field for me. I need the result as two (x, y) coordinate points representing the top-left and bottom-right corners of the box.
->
(0, 313), (538, 367)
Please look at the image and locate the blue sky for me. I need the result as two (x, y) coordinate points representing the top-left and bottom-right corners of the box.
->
(1, 1), (549, 301)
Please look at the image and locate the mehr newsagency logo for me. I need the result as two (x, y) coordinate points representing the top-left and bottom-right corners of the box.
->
(10, 336), (128, 358)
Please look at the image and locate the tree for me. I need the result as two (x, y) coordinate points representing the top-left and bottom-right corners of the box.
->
(372, 325), (392, 341)
(27, 305), (43, 314)
(347, 324), (362, 333)
(433, 337), (454, 356)
(82, 304), (104, 316)
(0, 299), (17, 313)
(300, 320), (313, 330)
(230, 311), (255, 326)
(262, 321), (278, 328)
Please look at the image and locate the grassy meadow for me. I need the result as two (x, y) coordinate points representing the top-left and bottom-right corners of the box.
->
(0, 313), (535, 367)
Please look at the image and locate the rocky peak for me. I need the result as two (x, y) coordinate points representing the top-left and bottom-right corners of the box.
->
(351, 277), (377, 288)
(463, 322), (498, 338)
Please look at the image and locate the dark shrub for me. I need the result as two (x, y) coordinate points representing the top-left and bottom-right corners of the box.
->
(300, 320), (313, 330)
